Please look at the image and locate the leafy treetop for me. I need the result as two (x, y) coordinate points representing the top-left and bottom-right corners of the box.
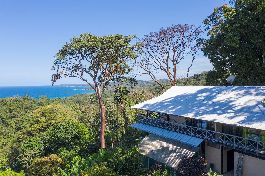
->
(52, 33), (138, 91)
(203, 0), (265, 85)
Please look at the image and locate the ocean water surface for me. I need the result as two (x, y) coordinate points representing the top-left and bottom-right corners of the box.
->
(0, 86), (94, 99)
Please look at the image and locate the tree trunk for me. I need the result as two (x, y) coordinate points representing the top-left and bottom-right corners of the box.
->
(95, 85), (106, 149)
(121, 104), (128, 130)
(100, 103), (106, 149)
(173, 62), (177, 86)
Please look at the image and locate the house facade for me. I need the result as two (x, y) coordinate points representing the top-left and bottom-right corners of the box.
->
(131, 86), (265, 176)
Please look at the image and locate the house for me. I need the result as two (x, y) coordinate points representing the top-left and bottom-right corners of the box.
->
(130, 86), (265, 176)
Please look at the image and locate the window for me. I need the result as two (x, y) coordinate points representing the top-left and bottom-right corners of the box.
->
(196, 120), (207, 129)
(222, 125), (233, 135)
(186, 118), (196, 127)
(206, 122), (215, 131)
(234, 126), (243, 137)
(201, 121), (207, 129)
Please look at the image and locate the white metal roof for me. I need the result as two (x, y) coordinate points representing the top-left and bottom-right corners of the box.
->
(132, 86), (265, 130)
(139, 134), (195, 169)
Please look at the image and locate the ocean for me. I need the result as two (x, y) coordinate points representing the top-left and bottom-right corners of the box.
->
(0, 86), (94, 99)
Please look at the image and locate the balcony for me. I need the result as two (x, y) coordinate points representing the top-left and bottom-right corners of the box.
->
(136, 116), (265, 158)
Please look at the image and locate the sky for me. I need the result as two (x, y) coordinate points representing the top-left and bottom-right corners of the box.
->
(0, 0), (226, 86)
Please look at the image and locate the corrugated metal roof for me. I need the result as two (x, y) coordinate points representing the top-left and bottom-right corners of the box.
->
(132, 86), (265, 130)
(131, 123), (203, 147)
(139, 134), (195, 169)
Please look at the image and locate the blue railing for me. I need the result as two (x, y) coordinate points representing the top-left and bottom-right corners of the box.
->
(137, 116), (265, 156)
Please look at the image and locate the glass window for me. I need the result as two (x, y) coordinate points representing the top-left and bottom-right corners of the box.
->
(201, 121), (207, 129)
(207, 122), (215, 131)
(234, 126), (243, 137)
(222, 125), (233, 135)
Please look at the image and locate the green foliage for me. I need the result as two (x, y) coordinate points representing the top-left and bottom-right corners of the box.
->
(85, 147), (145, 175)
(0, 84), (166, 175)
(84, 163), (117, 176)
(43, 120), (93, 154)
(0, 169), (25, 176)
(52, 33), (138, 89)
(29, 154), (63, 176)
(52, 33), (139, 149)
(9, 120), (93, 173)
(57, 148), (79, 164)
(207, 168), (220, 176)
(0, 97), (39, 168)
(114, 86), (130, 104)
(146, 168), (170, 176)
(203, 0), (265, 85)
(9, 136), (44, 171)
(58, 156), (86, 176)
(57, 147), (144, 176)
(27, 103), (78, 136)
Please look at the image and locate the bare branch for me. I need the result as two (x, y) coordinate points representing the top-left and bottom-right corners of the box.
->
(137, 24), (203, 86)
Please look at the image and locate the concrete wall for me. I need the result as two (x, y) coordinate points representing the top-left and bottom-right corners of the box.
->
(205, 143), (222, 173)
(222, 148), (228, 173)
(234, 152), (265, 176)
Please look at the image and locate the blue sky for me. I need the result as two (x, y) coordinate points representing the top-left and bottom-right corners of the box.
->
(0, 0), (226, 86)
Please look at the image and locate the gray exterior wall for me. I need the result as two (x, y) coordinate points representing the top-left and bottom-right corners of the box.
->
(234, 152), (265, 176)
(222, 148), (230, 173)
(205, 143), (222, 173)
(205, 143), (232, 174)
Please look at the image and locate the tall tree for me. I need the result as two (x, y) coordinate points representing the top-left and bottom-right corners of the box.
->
(51, 33), (137, 148)
(137, 24), (202, 88)
(203, 0), (265, 85)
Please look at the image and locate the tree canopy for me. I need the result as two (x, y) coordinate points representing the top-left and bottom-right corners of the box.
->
(137, 24), (203, 87)
(52, 33), (138, 148)
(52, 33), (137, 90)
(203, 0), (265, 85)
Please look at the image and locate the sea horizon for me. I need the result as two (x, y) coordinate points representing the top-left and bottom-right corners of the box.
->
(0, 85), (94, 99)
(0, 84), (88, 87)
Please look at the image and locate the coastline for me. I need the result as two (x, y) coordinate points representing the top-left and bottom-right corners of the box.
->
(0, 85), (94, 99)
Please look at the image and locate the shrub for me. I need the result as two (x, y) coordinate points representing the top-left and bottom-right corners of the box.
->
(29, 154), (63, 176)
(9, 120), (93, 173)
(42, 120), (93, 155)
(83, 163), (117, 176)
(177, 156), (207, 176)
(207, 168), (219, 176)
(86, 147), (144, 175)
(9, 136), (44, 171)
(0, 169), (25, 176)
(27, 103), (78, 136)
(147, 168), (170, 176)
(58, 155), (87, 176)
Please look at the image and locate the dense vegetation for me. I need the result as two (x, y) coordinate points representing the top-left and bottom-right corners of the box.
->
(203, 0), (265, 85)
(0, 82), (183, 175)
(1, 0), (265, 175)
(0, 74), (210, 176)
